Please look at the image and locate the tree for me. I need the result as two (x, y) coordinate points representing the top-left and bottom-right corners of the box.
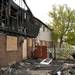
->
(49, 5), (75, 47)
(66, 32), (75, 45)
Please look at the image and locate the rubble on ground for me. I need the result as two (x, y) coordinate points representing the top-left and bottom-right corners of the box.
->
(0, 59), (75, 75)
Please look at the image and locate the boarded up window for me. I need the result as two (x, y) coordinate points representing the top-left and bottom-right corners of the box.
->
(6, 36), (17, 51)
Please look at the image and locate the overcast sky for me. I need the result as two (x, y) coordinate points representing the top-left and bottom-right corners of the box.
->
(13, 0), (75, 24)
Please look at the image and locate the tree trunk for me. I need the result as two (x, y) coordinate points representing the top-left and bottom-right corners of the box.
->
(54, 43), (56, 59)
(59, 37), (63, 48)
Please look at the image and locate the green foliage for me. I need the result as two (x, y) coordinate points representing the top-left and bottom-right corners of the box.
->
(66, 32), (75, 45)
(52, 31), (58, 42)
(56, 43), (74, 59)
(49, 5), (75, 45)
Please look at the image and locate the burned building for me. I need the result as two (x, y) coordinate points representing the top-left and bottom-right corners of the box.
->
(0, 0), (41, 37)
(0, 0), (42, 66)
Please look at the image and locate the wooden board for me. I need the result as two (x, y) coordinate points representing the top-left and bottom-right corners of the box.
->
(6, 36), (17, 51)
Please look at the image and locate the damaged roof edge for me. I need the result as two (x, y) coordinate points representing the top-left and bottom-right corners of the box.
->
(33, 17), (53, 31)
(23, 0), (53, 31)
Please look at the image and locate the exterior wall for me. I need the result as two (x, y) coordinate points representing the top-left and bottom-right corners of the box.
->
(0, 34), (22, 67)
(22, 39), (27, 59)
(38, 32), (51, 41)
(38, 26), (52, 41)
(36, 26), (52, 48)
(26, 26), (53, 59)
(27, 37), (33, 58)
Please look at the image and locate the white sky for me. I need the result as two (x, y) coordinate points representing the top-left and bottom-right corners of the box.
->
(13, 0), (75, 24)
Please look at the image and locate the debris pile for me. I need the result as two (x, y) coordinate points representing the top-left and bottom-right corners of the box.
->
(0, 59), (75, 75)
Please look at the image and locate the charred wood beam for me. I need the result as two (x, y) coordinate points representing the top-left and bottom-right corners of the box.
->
(0, 0), (51, 38)
(0, 0), (27, 36)
(34, 17), (53, 31)
(23, 0), (33, 16)
(23, 0), (52, 31)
